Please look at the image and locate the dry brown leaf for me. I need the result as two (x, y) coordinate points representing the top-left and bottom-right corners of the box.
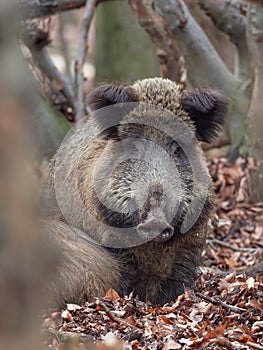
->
(61, 309), (73, 322)
(205, 324), (225, 339)
(162, 338), (181, 349)
(105, 288), (120, 301)
(67, 303), (81, 312)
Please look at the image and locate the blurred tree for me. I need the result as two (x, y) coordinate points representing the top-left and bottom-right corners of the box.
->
(245, 0), (263, 201)
(95, 1), (159, 82)
(0, 2), (54, 348)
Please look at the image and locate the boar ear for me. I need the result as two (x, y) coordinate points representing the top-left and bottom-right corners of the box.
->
(87, 84), (139, 111)
(86, 84), (139, 140)
(180, 88), (229, 143)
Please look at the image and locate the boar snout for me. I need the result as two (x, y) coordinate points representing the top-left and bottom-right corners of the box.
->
(136, 218), (174, 243)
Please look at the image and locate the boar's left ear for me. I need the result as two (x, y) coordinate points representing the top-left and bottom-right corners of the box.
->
(180, 88), (230, 143)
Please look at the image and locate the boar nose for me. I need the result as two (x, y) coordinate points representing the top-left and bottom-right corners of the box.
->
(136, 219), (174, 243)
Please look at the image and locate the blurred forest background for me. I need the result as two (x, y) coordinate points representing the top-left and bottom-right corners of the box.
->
(0, 0), (263, 349)
(2, 0), (262, 195)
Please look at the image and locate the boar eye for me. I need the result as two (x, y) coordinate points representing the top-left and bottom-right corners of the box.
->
(170, 141), (180, 156)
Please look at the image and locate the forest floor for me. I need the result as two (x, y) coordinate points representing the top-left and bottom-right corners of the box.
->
(42, 157), (263, 350)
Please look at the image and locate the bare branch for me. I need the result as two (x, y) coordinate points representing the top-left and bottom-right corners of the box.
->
(155, 0), (251, 156)
(17, 0), (114, 19)
(58, 13), (72, 82)
(197, 0), (250, 82)
(75, 0), (97, 122)
(32, 47), (76, 108)
(197, 0), (248, 44)
(185, 0), (236, 73)
(128, 0), (186, 85)
(23, 25), (76, 111)
(155, 0), (235, 94)
(17, 0), (87, 19)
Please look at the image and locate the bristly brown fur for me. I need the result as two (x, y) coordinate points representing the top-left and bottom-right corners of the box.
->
(44, 78), (229, 307)
(43, 219), (121, 308)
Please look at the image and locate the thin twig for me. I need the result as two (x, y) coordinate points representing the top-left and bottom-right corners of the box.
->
(47, 328), (93, 342)
(96, 299), (139, 328)
(58, 13), (73, 82)
(75, 0), (97, 122)
(195, 292), (247, 314)
(236, 262), (263, 276)
(245, 342), (263, 350)
(215, 262), (263, 278)
(207, 238), (258, 252)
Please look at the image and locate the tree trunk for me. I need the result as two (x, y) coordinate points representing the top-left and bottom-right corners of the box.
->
(0, 4), (53, 348)
(155, 0), (250, 157)
(244, 1), (263, 201)
(95, 1), (159, 83)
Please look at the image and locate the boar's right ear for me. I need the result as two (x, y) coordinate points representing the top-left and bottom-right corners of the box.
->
(180, 88), (230, 143)
(87, 84), (139, 111)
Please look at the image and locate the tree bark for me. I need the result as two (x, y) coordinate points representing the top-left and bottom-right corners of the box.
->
(244, 1), (263, 201)
(195, 0), (251, 156)
(155, 0), (235, 92)
(245, 1), (263, 158)
(129, 0), (186, 85)
(196, 0), (250, 82)
(155, 0), (251, 157)
(185, 0), (236, 73)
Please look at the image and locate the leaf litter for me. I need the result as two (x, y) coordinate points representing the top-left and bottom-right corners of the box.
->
(42, 158), (263, 349)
